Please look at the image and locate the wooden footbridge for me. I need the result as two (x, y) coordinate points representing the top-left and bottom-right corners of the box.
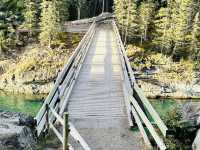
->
(35, 16), (169, 150)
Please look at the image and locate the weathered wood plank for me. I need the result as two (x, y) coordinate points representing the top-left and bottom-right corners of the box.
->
(134, 84), (168, 137)
(131, 106), (152, 149)
(130, 96), (166, 150)
(49, 122), (63, 144)
(69, 122), (91, 150)
(49, 106), (64, 125)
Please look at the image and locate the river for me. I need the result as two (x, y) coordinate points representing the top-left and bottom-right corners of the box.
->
(0, 91), (199, 117)
(0, 92), (44, 116)
(0, 92), (199, 149)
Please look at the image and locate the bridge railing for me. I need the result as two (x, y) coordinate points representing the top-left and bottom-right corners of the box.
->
(45, 104), (91, 150)
(35, 20), (96, 141)
(113, 20), (168, 150)
(45, 104), (70, 150)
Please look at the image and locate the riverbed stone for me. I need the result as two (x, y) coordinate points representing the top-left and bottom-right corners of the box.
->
(182, 102), (200, 125)
(0, 110), (37, 150)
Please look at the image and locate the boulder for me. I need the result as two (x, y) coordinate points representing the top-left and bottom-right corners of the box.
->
(0, 110), (37, 150)
(182, 102), (200, 126)
(182, 103), (200, 150)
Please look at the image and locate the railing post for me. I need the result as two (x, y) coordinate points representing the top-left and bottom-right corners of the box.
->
(63, 112), (69, 150)
(46, 104), (49, 130)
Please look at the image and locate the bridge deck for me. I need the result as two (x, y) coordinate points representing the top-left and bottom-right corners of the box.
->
(67, 22), (142, 150)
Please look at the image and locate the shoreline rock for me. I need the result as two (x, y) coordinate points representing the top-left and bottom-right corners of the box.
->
(181, 102), (200, 150)
(0, 79), (53, 95)
(138, 79), (200, 99)
(0, 110), (37, 150)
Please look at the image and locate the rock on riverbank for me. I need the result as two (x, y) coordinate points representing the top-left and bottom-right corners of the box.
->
(0, 110), (37, 150)
(137, 79), (200, 99)
(182, 102), (200, 149)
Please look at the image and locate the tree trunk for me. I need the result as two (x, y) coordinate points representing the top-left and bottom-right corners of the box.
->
(77, 7), (81, 20)
(140, 35), (143, 45)
(93, 0), (97, 16)
(102, 0), (105, 13)
(144, 27), (147, 41)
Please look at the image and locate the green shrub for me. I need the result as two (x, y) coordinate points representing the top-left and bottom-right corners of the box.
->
(163, 106), (194, 150)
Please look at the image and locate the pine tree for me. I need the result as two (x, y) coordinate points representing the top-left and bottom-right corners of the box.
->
(39, 0), (61, 48)
(173, 0), (194, 59)
(113, 0), (127, 34)
(139, 0), (155, 43)
(23, 0), (37, 36)
(153, 7), (170, 53)
(124, 0), (138, 44)
(191, 12), (200, 60)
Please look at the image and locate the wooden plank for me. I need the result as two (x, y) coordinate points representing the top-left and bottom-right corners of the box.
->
(131, 105), (152, 149)
(49, 106), (64, 125)
(130, 96), (166, 150)
(49, 101), (60, 126)
(49, 122), (63, 144)
(69, 122), (91, 150)
(134, 84), (168, 137)
(119, 42), (134, 127)
(69, 116), (125, 119)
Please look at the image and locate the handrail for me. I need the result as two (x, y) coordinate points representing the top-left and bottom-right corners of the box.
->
(35, 21), (96, 136)
(113, 20), (167, 149)
(130, 96), (166, 150)
(59, 21), (96, 115)
(112, 21), (135, 85)
(47, 105), (91, 150)
(133, 83), (168, 136)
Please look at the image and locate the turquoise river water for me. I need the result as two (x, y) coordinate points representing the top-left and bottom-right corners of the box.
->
(0, 92), (43, 116)
(0, 91), (199, 117)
